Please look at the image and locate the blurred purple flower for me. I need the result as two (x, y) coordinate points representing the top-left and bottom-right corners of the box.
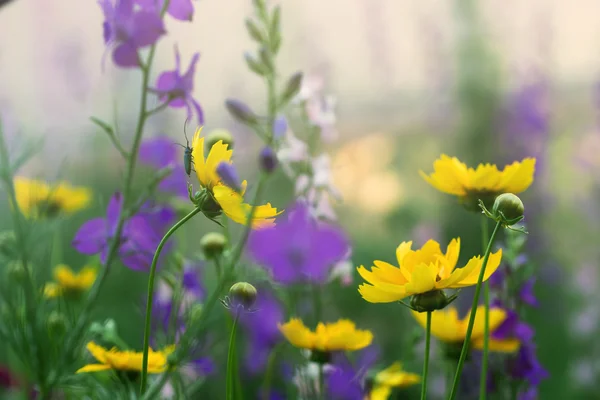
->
(507, 344), (548, 386)
(327, 346), (379, 400)
(272, 115), (287, 138)
(238, 289), (284, 374)
(216, 162), (242, 192)
(139, 136), (189, 198)
(99, 0), (166, 68)
(136, 0), (194, 21)
(154, 46), (203, 124)
(518, 387), (539, 400)
(247, 201), (350, 284)
(72, 194), (174, 271)
(491, 306), (534, 343)
(488, 265), (505, 290)
(519, 278), (539, 307)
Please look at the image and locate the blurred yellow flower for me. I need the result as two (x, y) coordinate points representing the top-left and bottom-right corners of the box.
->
(278, 318), (373, 352)
(44, 265), (96, 298)
(419, 155), (535, 208)
(14, 177), (91, 218)
(191, 127), (281, 228)
(76, 342), (174, 373)
(357, 239), (502, 303)
(367, 362), (420, 400)
(411, 306), (520, 352)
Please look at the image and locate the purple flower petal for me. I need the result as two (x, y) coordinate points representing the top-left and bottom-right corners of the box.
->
(519, 278), (539, 307)
(158, 166), (189, 197)
(139, 136), (178, 168)
(156, 71), (179, 97)
(112, 42), (140, 67)
(167, 0), (194, 21)
(131, 11), (166, 47)
(72, 218), (107, 255)
(106, 193), (123, 234)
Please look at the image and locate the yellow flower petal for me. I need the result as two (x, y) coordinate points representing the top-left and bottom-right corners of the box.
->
(205, 140), (233, 188)
(279, 318), (372, 351)
(499, 158), (536, 194)
(465, 306), (506, 340)
(451, 249), (502, 287)
(403, 263), (437, 295)
(369, 385), (392, 400)
(279, 318), (315, 349)
(191, 128), (207, 185)
(357, 282), (406, 303)
(412, 307), (465, 343)
(213, 184), (281, 228)
(472, 337), (520, 353)
(76, 364), (112, 373)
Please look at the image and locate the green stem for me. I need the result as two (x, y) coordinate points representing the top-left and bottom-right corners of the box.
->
(480, 217), (490, 400)
(318, 363), (325, 400)
(141, 370), (172, 400)
(447, 219), (502, 400)
(226, 310), (240, 400)
(140, 207), (202, 393)
(312, 285), (322, 325)
(421, 311), (432, 400)
(262, 344), (280, 400)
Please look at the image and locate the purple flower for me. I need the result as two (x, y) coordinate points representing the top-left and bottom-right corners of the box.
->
(327, 347), (379, 400)
(507, 344), (548, 386)
(216, 162), (242, 193)
(99, 0), (166, 68)
(238, 289), (284, 374)
(491, 306), (534, 343)
(248, 201), (350, 284)
(518, 387), (539, 400)
(488, 265), (505, 290)
(135, 0), (194, 21)
(72, 193), (173, 271)
(139, 136), (189, 198)
(519, 278), (539, 307)
(154, 46), (203, 124)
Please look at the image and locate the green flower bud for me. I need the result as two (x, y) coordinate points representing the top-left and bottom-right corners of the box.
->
(225, 99), (260, 125)
(245, 18), (265, 43)
(206, 129), (235, 151)
(279, 72), (303, 106)
(410, 290), (449, 313)
(200, 232), (227, 259)
(229, 282), (257, 310)
(47, 311), (68, 337)
(492, 193), (524, 223)
(7, 261), (28, 284)
(188, 303), (204, 326)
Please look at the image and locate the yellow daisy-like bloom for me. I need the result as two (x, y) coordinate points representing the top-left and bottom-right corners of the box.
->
(76, 342), (175, 374)
(14, 177), (92, 218)
(411, 306), (520, 352)
(278, 318), (373, 352)
(357, 239), (502, 303)
(191, 127), (281, 228)
(419, 155), (535, 208)
(44, 265), (97, 298)
(367, 362), (420, 400)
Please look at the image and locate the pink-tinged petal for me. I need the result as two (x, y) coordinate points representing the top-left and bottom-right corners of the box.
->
(106, 193), (123, 231)
(168, 0), (194, 21)
(156, 70), (178, 93)
(72, 218), (107, 255)
(112, 42), (140, 67)
(131, 11), (165, 47)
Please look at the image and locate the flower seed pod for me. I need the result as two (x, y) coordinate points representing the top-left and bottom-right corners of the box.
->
(200, 232), (227, 259)
(492, 193), (524, 224)
(229, 282), (257, 310)
(410, 290), (450, 313)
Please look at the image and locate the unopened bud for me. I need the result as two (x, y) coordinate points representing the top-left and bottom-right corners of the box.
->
(280, 72), (303, 106)
(216, 162), (242, 193)
(47, 311), (68, 337)
(229, 282), (257, 310)
(259, 47), (274, 73)
(200, 232), (227, 259)
(410, 290), (449, 313)
(492, 193), (524, 224)
(245, 18), (265, 43)
(244, 53), (268, 76)
(226, 99), (259, 125)
(272, 115), (287, 138)
(206, 129), (234, 150)
(259, 147), (278, 173)
(188, 304), (204, 325)
(0, 231), (16, 258)
(7, 261), (28, 284)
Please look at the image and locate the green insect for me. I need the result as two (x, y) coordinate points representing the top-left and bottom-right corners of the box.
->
(176, 120), (194, 177)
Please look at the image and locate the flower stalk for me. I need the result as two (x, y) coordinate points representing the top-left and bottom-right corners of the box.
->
(447, 219), (503, 400)
(480, 217), (490, 400)
(226, 310), (241, 400)
(421, 311), (432, 400)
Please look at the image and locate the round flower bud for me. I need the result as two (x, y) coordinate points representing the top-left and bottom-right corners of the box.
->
(259, 147), (278, 173)
(200, 232), (227, 259)
(47, 311), (68, 337)
(206, 129), (234, 150)
(410, 290), (449, 313)
(492, 193), (524, 223)
(7, 261), (28, 284)
(229, 282), (257, 310)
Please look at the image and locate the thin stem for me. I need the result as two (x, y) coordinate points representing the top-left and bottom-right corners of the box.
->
(480, 217), (490, 400)
(145, 100), (171, 118)
(421, 311), (432, 400)
(262, 344), (281, 400)
(226, 310), (240, 400)
(141, 370), (173, 400)
(318, 363), (325, 400)
(140, 207), (202, 393)
(447, 219), (502, 400)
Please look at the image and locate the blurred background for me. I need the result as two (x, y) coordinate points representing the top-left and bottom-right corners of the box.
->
(1, 0), (600, 398)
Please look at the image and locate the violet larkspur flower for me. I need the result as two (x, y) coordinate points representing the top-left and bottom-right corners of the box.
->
(508, 344), (549, 386)
(99, 0), (166, 68)
(135, 0), (194, 21)
(327, 347), (379, 400)
(139, 136), (188, 198)
(154, 46), (203, 124)
(519, 278), (539, 307)
(247, 201), (350, 284)
(72, 193), (173, 271)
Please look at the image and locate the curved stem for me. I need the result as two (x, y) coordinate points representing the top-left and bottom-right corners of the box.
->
(140, 206), (202, 393)
(480, 218), (490, 400)
(226, 310), (240, 400)
(447, 219), (502, 400)
(421, 311), (432, 400)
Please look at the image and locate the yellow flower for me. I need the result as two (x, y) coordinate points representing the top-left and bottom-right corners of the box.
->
(278, 318), (373, 352)
(419, 155), (535, 208)
(14, 177), (91, 218)
(191, 127), (281, 228)
(44, 265), (97, 298)
(411, 306), (520, 352)
(357, 239), (501, 303)
(367, 362), (420, 400)
(76, 342), (175, 373)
